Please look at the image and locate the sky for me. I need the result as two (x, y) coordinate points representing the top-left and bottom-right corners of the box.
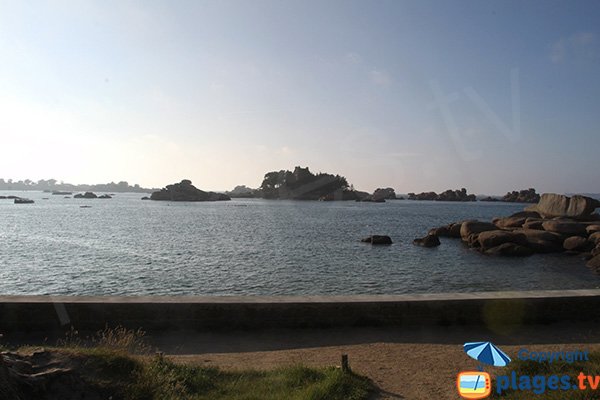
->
(0, 0), (599, 194)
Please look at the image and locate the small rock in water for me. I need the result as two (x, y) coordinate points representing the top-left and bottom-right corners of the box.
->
(413, 234), (440, 247)
(361, 235), (392, 245)
(74, 192), (98, 199)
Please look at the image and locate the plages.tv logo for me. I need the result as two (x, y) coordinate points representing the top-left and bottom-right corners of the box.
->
(457, 341), (511, 399)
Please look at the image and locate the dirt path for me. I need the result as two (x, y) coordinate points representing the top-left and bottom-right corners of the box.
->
(150, 323), (600, 399)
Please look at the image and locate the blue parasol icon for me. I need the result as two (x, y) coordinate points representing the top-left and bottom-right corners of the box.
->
(463, 341), (511, 367)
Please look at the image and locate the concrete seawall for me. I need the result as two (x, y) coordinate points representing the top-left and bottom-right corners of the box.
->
(2, 290), (600, 334)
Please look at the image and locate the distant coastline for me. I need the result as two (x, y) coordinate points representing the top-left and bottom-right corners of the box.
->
(0, 179), (157, 194)
(2, 171), (598, 202)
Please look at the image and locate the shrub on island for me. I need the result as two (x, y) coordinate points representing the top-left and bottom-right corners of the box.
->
(260, 166), (356, 201)
(150, 180), (231, 202)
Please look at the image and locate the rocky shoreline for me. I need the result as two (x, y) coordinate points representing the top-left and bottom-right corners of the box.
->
(414, 193), (600, 271)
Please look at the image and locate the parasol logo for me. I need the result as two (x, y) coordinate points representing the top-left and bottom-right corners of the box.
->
(457, 341), (511, 399)
(463, 341), (512, 368)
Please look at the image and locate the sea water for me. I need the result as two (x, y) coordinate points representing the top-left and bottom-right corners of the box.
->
(0, 191), (597, 296)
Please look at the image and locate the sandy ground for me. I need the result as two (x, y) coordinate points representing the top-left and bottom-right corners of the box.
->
(148, 322), (600, 400)
(8, 322), (600, 399)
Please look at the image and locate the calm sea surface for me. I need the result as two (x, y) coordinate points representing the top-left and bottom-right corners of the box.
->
(1, 191), (598, 296)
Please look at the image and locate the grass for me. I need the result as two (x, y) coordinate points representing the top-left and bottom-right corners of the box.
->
(492, 351), (600, 399)
(1, 327), (374, 400)
(128, 358), (373, 400)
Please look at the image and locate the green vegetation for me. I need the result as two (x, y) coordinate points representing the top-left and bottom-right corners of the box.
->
(129, 359), (372, 400)
(492, 351), (600, 399)
(1, 327), (374, 400)
(260, 166), (351, 200)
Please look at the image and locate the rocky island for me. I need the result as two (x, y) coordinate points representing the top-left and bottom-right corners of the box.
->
(480, 188), (540, 203)
(356, 187), (398, 202)
(260, 166), (366, 201)
(150, 180), (231, 202)
(226, 185), (261, 198)
(74, 192), (98, 199)
(407, 188), (476, 202)
(415, 193), (600, 271)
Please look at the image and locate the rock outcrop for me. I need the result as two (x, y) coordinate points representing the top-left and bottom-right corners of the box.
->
(484, 243), (534, 257)
(150, 180), (231, 202)
(407, 188), (476, 202)
(589, 232), (600, 245)
(501, 188), (540, 203)
(321, 190), (371, 201)
(413, 234), (441, 247)
(429, 222), (464, 238)
(586, 225), (600, 234)
(416, 193), (600, 271)
(460, 221), (497, 240)
(563, 236), (591, 252)
(74, 192), (97, 199)
(14, 198), (34, 204)
(477, 230), (528, 249)
(361, 235), (393, 245)
(525, 193), (600, 220)
(372, 188), (397, 201)
(541, 220), (587, 236)
(587, 255), (600, 271)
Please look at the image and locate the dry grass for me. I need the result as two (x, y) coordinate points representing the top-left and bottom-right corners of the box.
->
(56, 325), (153, 354)
(2, 327), (374, 400)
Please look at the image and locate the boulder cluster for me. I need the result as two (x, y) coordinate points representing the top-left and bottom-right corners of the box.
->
(481, 188), (540, 203)
(502, 188), (540, 203)
(407, 188), (476, 202)
(421, 193), (600, 270)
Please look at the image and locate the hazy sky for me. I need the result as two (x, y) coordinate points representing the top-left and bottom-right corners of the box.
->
(0, 0), (599, 194)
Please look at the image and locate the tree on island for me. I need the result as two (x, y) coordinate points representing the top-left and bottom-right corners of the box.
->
(259, 166), (352, 200)
(373, 187), (397, 200)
